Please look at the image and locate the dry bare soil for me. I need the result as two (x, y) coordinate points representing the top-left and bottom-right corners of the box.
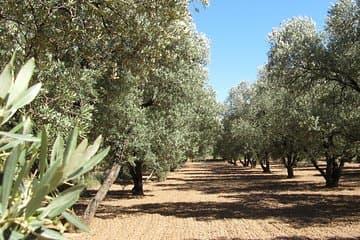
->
(67, 161), (360, 240)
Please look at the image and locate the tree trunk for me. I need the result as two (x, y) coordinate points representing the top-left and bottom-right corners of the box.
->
(262, 161), (270, 173)
(311, 157), (344, 188)
(286, 165), (294, 178)
(228, 159), (237, 165)
(130, 160), (144, 195)
(244, 155), (250, 167)
(260, 153), (271, 173)
(145, 169), (155, 182)
(311, 157), (326, 177)
(283, 154), (296, 178)
(325, 156), (343, 187)
(83, 162), (122, 224)
(83, 141), (128, 224)
(250, 158), (256, 168)
(240, 155), (249, 167)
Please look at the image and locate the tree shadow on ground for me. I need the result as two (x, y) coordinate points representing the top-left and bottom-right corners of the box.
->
(81, 189), (132, 198)
(160, 162), (359, 194)
(81, 189), (154, 200)
(186, 237), (360, 240)
(76, 161), (360, 229)
(271, 237), (360, 240)
(93, 191), (360, 228)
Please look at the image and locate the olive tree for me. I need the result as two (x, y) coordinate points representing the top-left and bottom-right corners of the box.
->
(82, 0), (219, 222)
(0, 1), (103, 139)
(0, 57), (108, 239)
(266, 0), (360, 186)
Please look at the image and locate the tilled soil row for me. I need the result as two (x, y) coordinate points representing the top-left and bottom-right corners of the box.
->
(67, 161), (360, 240)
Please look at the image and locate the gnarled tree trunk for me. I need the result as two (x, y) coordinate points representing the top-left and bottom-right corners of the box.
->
(325, 156), (344, 187)
(250, 158), (257, 168)
(311, 136), (345, 187)
(240, 154), (251, 167)
(282, 153), (297, 178)
(310, 156), (344, 188)
(228, 159), (237, 165)
(260, 152), (271, 173)
(286, 165), (294, 178)
(130, 160), (144, 195)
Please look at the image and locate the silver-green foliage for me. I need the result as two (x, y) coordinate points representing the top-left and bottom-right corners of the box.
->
(266, 0), (360, 161)
(0, 1), (220, 192)
(218, 0), (360, 184)
(30, 58), (100, 140)
(0, 57), (109, 239)
(0, 2), (101, 141)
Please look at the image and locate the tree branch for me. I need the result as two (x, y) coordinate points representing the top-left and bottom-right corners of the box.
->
(310, 158), (326, 180)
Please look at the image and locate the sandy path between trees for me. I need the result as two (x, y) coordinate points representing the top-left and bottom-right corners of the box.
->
(67, 161), (360, 240)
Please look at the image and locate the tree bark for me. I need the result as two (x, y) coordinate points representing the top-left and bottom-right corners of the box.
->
(83, 142), (128, 224)
(244, 155), (250, 167)
(83, 162), (122, 224)
(323, 135), (343, 187)
(228, 159), (237, 165)
(260, 152), (271, 173)
(283, 154), (296, 178)
(240, 155), (249, 167)
(262, 161), (270, 173)
(130, 160), (144, 195)
(310, 158), (326, 179)
(286, 165), (294, 178)
(250, 158), (256, 168)
(311, 157), (344, 188)
(325, 156), (343, 187)
(145, 169), (155, 182)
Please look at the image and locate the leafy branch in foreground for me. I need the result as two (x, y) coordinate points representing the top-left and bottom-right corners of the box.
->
(0, 56), (109, 239)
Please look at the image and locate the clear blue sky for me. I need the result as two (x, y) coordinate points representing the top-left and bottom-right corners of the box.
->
(191, 0), (335, 102)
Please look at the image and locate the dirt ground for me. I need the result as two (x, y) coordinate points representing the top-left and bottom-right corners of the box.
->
(67, 161), (360, 240)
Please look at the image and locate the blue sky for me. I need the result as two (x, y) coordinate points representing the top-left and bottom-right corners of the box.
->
(191, 0), (335, 102)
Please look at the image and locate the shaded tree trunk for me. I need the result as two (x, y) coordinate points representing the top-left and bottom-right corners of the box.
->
(240, 156), (248, 167)
(83, 162), (122, 223)
(244, 154), (250, 167)
(240, 159), (245, 167)
(325, 156), (344, 187)
(311, 135), (345, 187)
(228, 159), (237, 165)
(130, 160), (144, 195)
(241, 154), (255, 168)
(250, 158), (256, 168)
(260, 152), (271, 173)
(310, 157), (344, 188)
(83, 143), (127, 224)
(286, 165), (294, 178)
(282, 153), (297, 178)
